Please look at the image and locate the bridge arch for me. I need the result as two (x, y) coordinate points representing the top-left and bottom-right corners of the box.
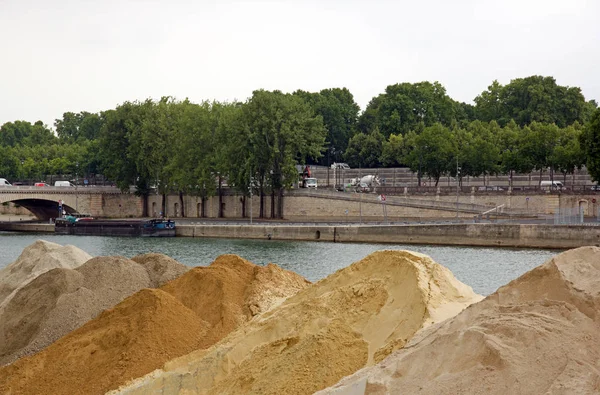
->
(0, 198), (76, 220)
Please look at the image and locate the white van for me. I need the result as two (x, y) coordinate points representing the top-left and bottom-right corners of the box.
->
(0, 178), (11, 186)
(55, 181), (75, 187)
(540, 180), (563, 189)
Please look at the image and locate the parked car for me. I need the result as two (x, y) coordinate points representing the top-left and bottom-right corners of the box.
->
(34, 182), (50, 187)
(540, 180), (563, 189)
(55, 180), (76, 187)
(591, 185), (600, 191)
(330, 162), (350, 169)
(0, 178), (11, 186)
(477, 186), (504, 191)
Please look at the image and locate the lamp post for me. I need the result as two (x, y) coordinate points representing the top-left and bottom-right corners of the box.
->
(75, 162), (79, 213)
(455, 156), (460, 219)
(249, 176), (253, 225)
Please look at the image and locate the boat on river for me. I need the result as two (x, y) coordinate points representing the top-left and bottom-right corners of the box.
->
(54, 215), (176, 237)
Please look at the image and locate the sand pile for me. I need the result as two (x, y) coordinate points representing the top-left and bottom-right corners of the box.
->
(131, 253), (189, 288)
(317, 246), (600, 395)
(113, 250), (482, 395)
(0, 239), (91, 310)
(0, 251), (189, 366)
(0, 254), (311, 395)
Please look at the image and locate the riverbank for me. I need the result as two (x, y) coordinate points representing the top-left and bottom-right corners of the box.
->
(176, 223), (599, 249)
(2, 222), (599, 249)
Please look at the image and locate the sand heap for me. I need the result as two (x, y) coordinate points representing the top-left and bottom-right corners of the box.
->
(0, 254), (311, 395)
(113, 250), (482, 395)
(317, 246), (600, 395)
(0, 239), (91, 311)
(0, 250), (189, 366)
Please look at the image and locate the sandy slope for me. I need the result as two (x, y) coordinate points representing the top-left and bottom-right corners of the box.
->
(317, 246), (600, 395)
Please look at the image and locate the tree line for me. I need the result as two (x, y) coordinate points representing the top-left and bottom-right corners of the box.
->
(1, 75), (599, 219)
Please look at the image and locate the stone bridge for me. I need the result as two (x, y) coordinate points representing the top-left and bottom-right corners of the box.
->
(0, 186), (141, 220)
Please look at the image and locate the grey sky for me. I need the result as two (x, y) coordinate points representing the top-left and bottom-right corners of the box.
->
(1, 0), (599, 129)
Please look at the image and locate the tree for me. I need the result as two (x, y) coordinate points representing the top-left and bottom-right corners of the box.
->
(358, 81), (456, 138)
(0, 146), (20, 179)
(581, 108), (600, 183)
(404, 123), (454, 186)
(474, 80), (505, 123)
(55, 112), (103, 142)
(551, 124), (585, 183)
(344, 130), (385, 168)
(474, 76), (590, 127)
(462, 121), (501, 183)
(0, 120), (55, 147)
(98, 102), (150, 193)
(521, 122), (560, 183)
(294, 88), (360, 165)
(243, 90), (326, 218)
(498, 120), (532, 187)
(380, 133), (407, 167)
(167, 100), (219, 218)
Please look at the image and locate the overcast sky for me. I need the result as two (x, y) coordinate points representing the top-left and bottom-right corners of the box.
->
(1, 0), (599, 129)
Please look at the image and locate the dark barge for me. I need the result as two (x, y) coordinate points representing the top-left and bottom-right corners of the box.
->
(54, 217), (176, 237)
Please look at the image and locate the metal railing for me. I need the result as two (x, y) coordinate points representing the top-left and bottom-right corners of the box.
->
(0, 185), (123, 194)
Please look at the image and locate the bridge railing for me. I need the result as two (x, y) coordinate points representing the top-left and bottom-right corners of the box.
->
(0, 186), (123, 193)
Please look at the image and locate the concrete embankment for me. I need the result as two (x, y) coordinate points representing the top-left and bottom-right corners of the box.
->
(0, 223), (54, 233)
(177, 223), (600, 249)
(2, 222), (598, 249)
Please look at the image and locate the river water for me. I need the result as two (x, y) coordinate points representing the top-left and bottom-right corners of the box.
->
(0, 232), (560, 296)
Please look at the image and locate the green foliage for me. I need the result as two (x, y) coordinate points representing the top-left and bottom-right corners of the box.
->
(0, 120), (56, 147)
(55, 112), (103, 142)
(474, 76), (594, 127)
(582, 109), (600, 183)
(294, 88), (360, 165)
(404, 124), (454, 185)
(380, 133), (407, 167)
(1, 75), (597, 195)
(551, 124), (585, 182)
(344, 130), (385, 168)
(98, 102), (147, 191)
(358, 81), (455, 138)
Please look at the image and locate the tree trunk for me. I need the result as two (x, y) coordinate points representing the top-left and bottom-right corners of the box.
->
(141, 194), (148, 217)
(179, 192), (185, 218)
(161, 193), (166, 217)
(240, 196), (246, 218)
(200, 197), (206, 218)
(259, 188), (265, 218)
(270, 190), (275, 219)
(539, 168), (543, 185)
(277, 188), (284, 218)
(218, 176), (223, 218)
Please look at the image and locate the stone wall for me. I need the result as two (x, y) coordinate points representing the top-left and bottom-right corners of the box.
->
(176, 223), (600, 249)
(144, 192), (599, 221)
(1, 188), (597, 220)
(0, 202), (34, 216)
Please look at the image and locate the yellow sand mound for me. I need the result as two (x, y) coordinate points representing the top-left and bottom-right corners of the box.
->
(0, 254), (310, 395)
(317, 246), (600, 395)
(113, 250), (482, 395)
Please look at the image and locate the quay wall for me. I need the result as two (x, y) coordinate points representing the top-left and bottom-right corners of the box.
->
(176, 223), (600, 249)
(2, 222), (598, 249)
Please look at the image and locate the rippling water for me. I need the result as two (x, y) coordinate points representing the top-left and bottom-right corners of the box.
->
(0, 232), (561, 295)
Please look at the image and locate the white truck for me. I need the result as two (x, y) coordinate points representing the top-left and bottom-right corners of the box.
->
(350, 175), (380, 193)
